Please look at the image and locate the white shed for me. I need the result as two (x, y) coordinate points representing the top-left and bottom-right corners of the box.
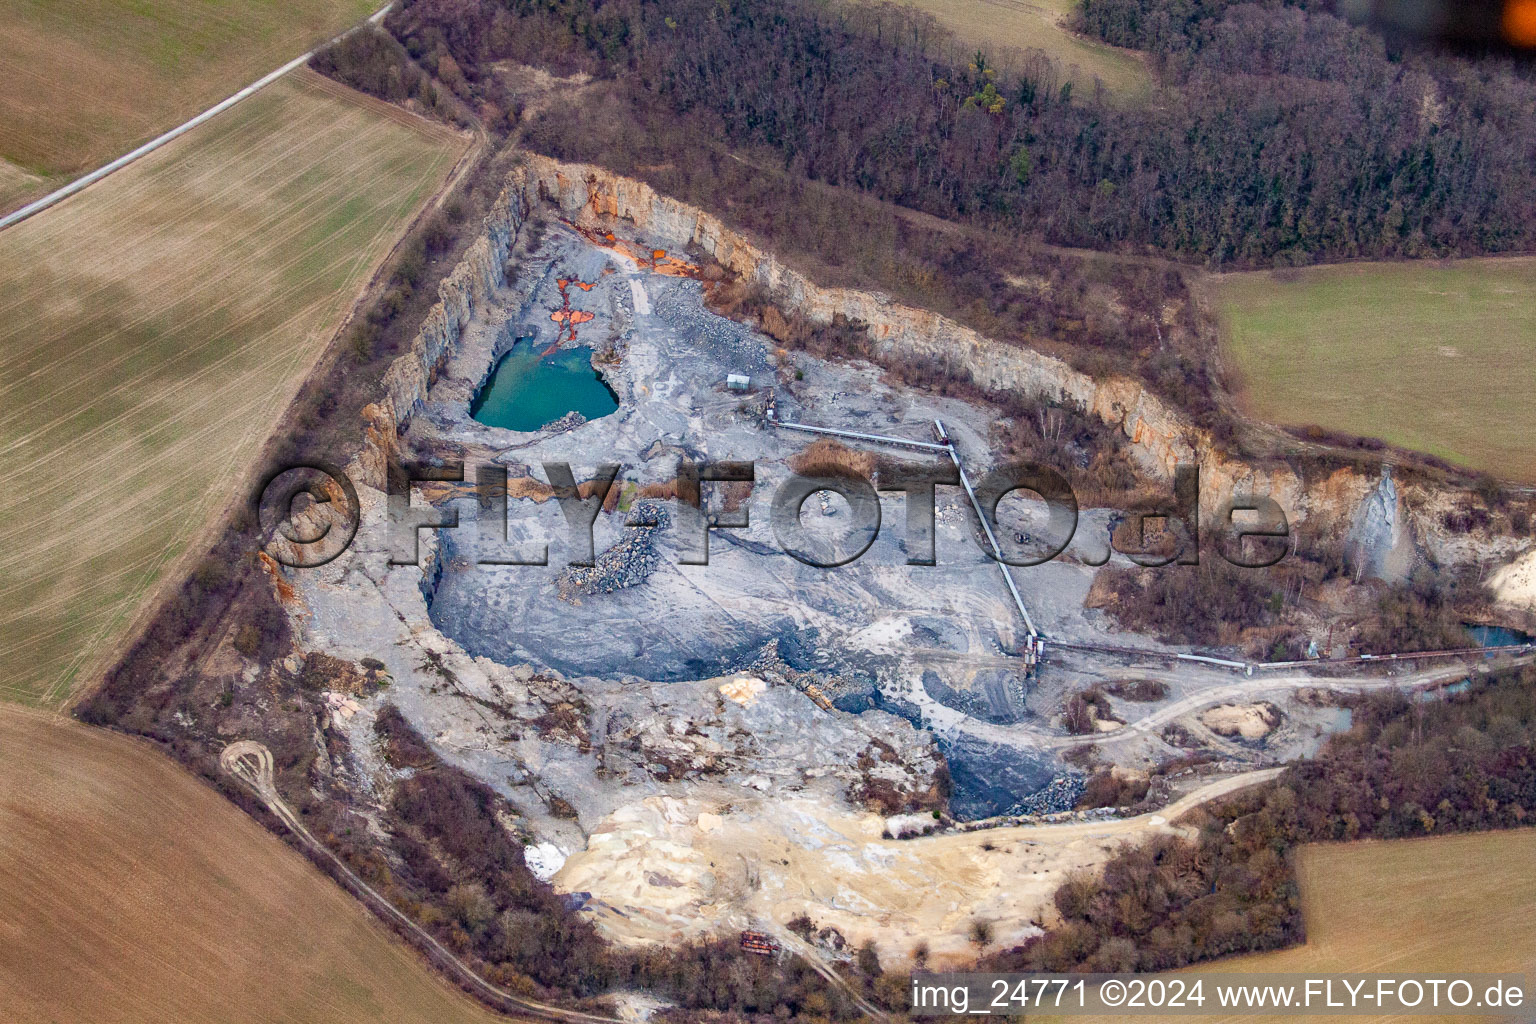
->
(726, 373), (751, 391)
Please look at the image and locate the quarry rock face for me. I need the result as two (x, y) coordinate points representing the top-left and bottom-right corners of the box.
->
(514, 156), (1409, 535)
(288, 153), (1536, 966)
(354, 152), (1512, 569)
(350, 181), (529, 488)
(1345, 470), (1417, 582)
(523, 158), (1200, 477)
(940, 731), (1083, 820)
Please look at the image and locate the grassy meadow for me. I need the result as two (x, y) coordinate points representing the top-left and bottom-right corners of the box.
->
(0, 69), (465, 706)
(0, 0), (379, 204)
(902, 0), (1151, 99)
(1216, 259), (1536, 479)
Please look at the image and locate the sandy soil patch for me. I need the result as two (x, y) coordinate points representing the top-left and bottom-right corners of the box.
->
(1200, 702), (1281, 740)
(1490, 548), (1536, 611)
(556, 786), (1207, 966)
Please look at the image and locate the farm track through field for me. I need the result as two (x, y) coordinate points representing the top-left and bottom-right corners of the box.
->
(0, 0), (384, 202)
(0, 4), (386, 232)
(0, 71), (466, 706)
(0, 706), (514, 1023)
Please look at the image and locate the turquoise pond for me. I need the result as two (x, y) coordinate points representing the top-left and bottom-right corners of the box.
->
(1467, 624), (1532, 648)
(470, 342), (618, 432)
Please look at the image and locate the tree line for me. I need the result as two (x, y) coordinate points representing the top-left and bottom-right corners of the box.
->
(381, 0), (1536, 267)
(996, 664), (1536, 972)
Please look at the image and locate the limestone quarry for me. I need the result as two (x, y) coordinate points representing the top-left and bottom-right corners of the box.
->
(262, 153), (1536, 965)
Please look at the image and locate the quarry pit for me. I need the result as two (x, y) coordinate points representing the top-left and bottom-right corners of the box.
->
(274, 179), (1472, 965)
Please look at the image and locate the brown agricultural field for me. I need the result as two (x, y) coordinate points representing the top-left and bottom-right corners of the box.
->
(1055, 829), (1536, 1024)
(0, 0), (379, 202)
(0, 155), (45, 209)
(0, 705), (509, 1024)
(0, 69), (466, 707)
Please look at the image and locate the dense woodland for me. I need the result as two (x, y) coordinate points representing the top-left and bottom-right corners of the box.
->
(1088, 516), (1488, 657)
(310, 0), (1536, 459)
(381, 0), (1536, 266)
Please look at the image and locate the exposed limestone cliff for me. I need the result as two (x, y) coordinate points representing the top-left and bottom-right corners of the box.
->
(1345, 469), (1418, 582)
(517, 155), (1373, 526)
(358, 152), (1532, 573)
(349, 180), (530, 488)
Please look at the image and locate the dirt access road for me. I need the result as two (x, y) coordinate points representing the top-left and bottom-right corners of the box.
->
(910, 652), (1536, 754)
(222, 741), (623, 1024)
(0, 707), (512, 1024)
(0, 5), (394, 232)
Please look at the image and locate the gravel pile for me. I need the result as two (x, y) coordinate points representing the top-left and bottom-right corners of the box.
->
(541, 410), (588, 434)
(651, 281), (772, 371)
(556, 502), (669, 600)
(1010, 774), (1085, 816)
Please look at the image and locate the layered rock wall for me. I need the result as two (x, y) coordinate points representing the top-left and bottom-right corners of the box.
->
(359, 153), (1388, 531)
(517, 155), (1371, 525)
(350, 179), (530, 487)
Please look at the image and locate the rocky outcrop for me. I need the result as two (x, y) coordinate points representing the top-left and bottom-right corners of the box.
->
(360, 152), (1516, 556)
(1345, 469), (1417, 582)
(350, 179), (531, 487)
(555, 503), (666, 601)
(515, 155), (1372, 526)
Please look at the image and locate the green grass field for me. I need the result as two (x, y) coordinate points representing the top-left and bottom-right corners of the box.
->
(0, 70), (464, 707)
(901, 0), (1151, 99)
(1216, 259), (1536, 480)
(0, 0), (379, 201)
(1061, 828), (1536, 1024)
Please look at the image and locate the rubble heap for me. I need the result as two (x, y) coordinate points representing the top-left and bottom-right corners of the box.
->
(556, 502), (668, 600)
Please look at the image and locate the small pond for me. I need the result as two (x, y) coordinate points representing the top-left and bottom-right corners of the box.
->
(470, 341), (618, 432)
(1467, 624), (1533, 648)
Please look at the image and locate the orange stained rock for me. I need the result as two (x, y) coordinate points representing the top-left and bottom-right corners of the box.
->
(258, 551), (298, 604)
(652, 255), (701, 278)
(563, 220), (701, 279)
(550, 309), (596, 325)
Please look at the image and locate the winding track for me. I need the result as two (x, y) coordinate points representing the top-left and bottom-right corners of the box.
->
(221, 742), (624, 1024)
(218, 742), (1277, 1024)
(1035, 656), (1533, 751)
(225, 741), (900, 1021)
(890, 647), (1536, 752)
(950, 767), (1287, 841)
